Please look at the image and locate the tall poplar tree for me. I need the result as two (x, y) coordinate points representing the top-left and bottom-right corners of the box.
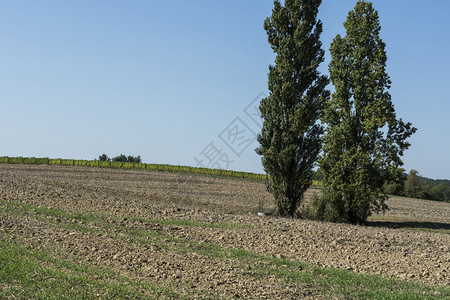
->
(256, 0), (329, 217)
(318, 1), (416, 224)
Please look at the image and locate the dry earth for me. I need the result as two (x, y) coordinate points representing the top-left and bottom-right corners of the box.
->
(0, 164), (449, 298)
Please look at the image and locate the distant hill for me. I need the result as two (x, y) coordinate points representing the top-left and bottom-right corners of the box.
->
(419, 177), (450, 187)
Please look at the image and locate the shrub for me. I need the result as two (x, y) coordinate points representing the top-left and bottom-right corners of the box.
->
(301, 192), (324, 220)
(87, 160), (99, 167)
(430, 184), (450, 202)
(23, 157), (36, 164)
(111, 154), (141, 163)
(98, 154), (110, 162)
(49, 159), (61, 165)
(61, 159), (74, 166)
(35, 157), (49, 165)
(111, 161), (123, 169)
(8, 157), (23, 164)
(383, 181), (404, 195)
(99, 161), (110, 168)
(133, 163), (145, 170)
(122, 162), (134, 169)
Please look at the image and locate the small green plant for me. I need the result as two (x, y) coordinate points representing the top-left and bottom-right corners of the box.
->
(257, 199), (265, 212)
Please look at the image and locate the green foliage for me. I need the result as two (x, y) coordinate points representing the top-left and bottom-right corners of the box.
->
(301, 192), (323, 220)
(22, 157), (36, 164)
(87, 160), (99, 167)
(430, 184), (450, 202)
(8, 157), (23, 164)
(0, 156), (8, 163)
(129, 155), (141, 163)
(49, 158), (61, 165)
(256, 0), (329, 217)
(112, 154), (127, 162)
(98, 153), (110, 162)
(401, 170), (450, 202)
(383, 181), (404, 195)
(318, 1), (417, 224)
(35, 157), (49, 164)
(132, 163), (145, 170)
(74, 160), (88, 167)
(111, 154), (141, 163)
(146, 163), (158, 171)
(111, 161), (123, 169)
(419, 177), (450, 189)
(61, 159), (74, 166)
(382, 169), (406, 195)
(404, 169), (423, 198)
(0, 237), (176, 299)
(122, 162), (134, 169)
(99, 161), (111, 168)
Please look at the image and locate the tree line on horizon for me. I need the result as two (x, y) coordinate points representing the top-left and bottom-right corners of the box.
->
(312, 169), (450, 203)
(384, 169), (450, 203)
(98, 154), (142, 164)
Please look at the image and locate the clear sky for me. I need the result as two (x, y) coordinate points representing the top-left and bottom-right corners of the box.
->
(1, 1), (449, 179)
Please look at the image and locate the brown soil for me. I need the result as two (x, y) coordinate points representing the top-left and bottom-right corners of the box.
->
(1, 164), (449, 298)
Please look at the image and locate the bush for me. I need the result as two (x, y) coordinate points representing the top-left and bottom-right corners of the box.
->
(74, 160), (84, 166)
(0, 156), (8, 163)
(99, 161), (110, 168)
(111, 161), (123, 169)
(8, 157), (23, 164)
(430, 184), (450, 202)
(111, 154), (141, 164)
(383, 181), (404, 195)
(61, 159), (74, 166)
(122, 162), (134, 169)
(35, 157), (49, 165)
(133, 163), (145, 170)
(49, 159), (61, 165)
(87, 160), (99, 167)
(300, 192), (324, 220)
(146, 164), (158, 171)
(23, 157), (36, 164)
(98, 154), (110, 162)
(305, 185), (386, 224)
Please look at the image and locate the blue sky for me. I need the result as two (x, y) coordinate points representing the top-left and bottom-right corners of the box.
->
(1, 1), (449, 179)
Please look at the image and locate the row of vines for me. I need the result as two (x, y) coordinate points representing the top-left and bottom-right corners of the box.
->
(0, 156), (321, 187)
(0, 156), (268, 180)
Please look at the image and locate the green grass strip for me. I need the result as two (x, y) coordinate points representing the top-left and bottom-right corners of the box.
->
(0, 237), (180, 299)
(0, 199), (249, 231)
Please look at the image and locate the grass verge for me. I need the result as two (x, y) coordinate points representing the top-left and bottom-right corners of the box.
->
(0, 237), (179, 299)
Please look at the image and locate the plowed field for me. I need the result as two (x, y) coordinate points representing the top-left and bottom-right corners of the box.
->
(1, 164), (449, 299)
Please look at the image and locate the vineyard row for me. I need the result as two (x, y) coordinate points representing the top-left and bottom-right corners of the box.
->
(0, 156), (321, 187)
